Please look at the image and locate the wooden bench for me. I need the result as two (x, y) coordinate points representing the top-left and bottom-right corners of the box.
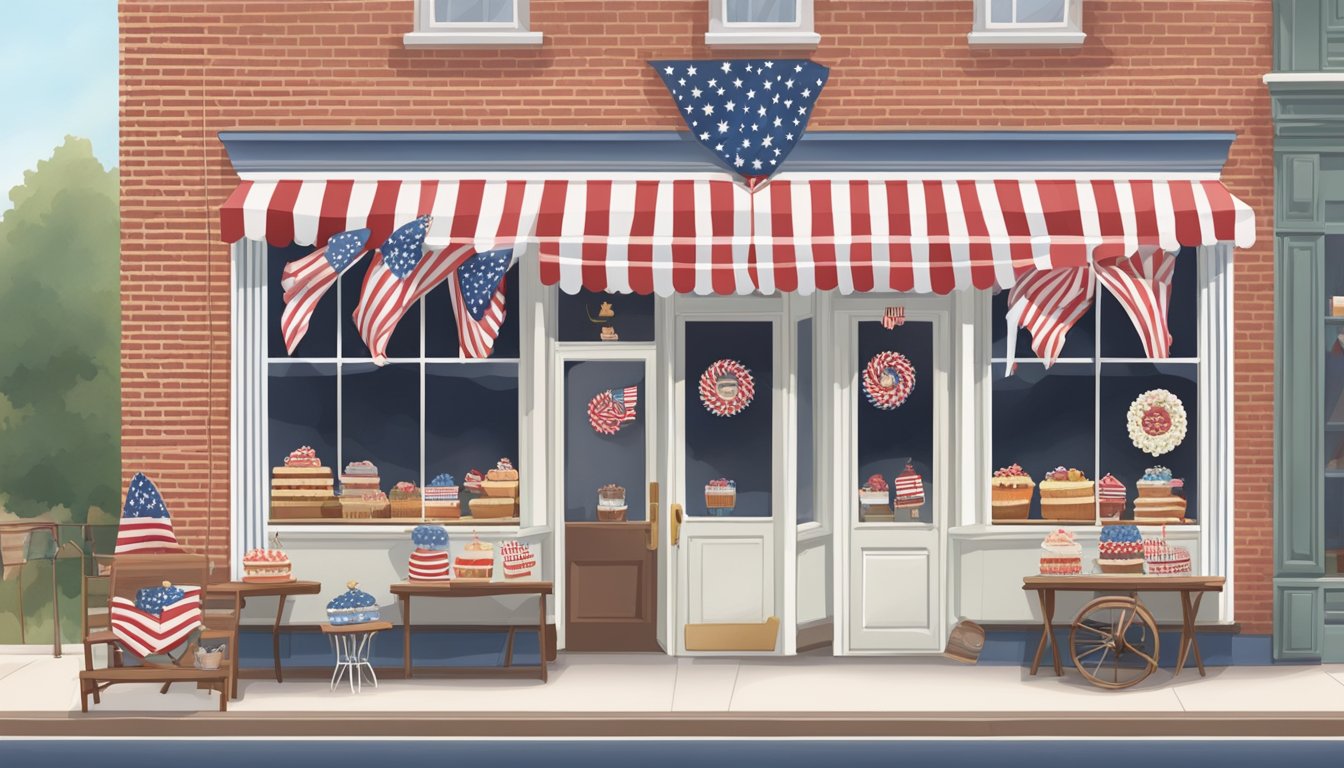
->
(79, 667), (229, 712)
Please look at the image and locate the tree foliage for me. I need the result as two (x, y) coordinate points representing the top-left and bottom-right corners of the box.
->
(0, 137), (119, 522)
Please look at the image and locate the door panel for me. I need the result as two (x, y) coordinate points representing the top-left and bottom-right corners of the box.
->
(858, 548), (930, 630)
(566, 522), (659, 651)
(688, 533), (772, 623)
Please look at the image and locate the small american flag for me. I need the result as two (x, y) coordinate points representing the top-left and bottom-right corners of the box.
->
(612, 385), (638, 423)
(882, 306), (906, 329)
(651, 59), (829, 182)
(110, 585), (202, 659)
(279, 228), (371, 354)
(115, 473), (180, 555)
(449, 249), (514, 359)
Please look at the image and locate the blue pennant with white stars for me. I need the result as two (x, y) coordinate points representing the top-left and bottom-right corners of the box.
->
(379, 215), (432, 279)
(324, 227), (371, 273)
(650, 59), (829, 180)
(123, 472), (169, 520)
(135, 584), (186, 616)
(457, 249), (513, 321)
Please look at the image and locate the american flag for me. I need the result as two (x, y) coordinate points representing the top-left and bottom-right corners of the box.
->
(449, 249), (514, 359)
(611, 385), (638, 423)
(882, 306), (906, 329)
(279, 227), (371, 354)
(115, 473), (180, 555)
(650, 59), (829, 182)
(353, 215), (448, 364)
(109, 585), (202, 659)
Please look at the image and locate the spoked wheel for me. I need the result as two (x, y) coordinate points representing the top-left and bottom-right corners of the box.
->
(1068, 595), (1160, 690)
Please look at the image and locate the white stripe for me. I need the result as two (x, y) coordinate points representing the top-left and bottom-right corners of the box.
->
(427, 179), (461, 249)
(473, 180), (509, 252)
(1233, 192), (1256, 248)
(731, 182), (753, 295)
(832, 181), (854, 295)
(867, 181), (891, 291)
(346, 181), (378, 232)
(693, 180), (715, 295)
(558, 180), (587, 296)
(1153, 180), (1179, 252)
(907, 181), (931, 294)
(1189, 180), (1216, 245)
(1017, 181), (1052, 270)
(651, 181), (675, 296)
(606, 181), (636, 294)
(242, 181), (277, 242)
(394, 181), (422, 230)
(1114, 180), (1140, 260)
(291, 181), (326, 246)
(976, 180), (1015, 288)
(791, 181), (815, 295)
(942, 180), (973, 290)
(752, 183), (775, 295)
(1075, 180), (1102, 261)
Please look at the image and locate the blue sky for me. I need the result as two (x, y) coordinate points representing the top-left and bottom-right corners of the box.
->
(0, 2), (117, 209)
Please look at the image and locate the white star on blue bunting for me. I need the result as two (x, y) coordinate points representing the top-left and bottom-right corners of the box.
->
(324, 227), (371, 273)
(651, 59), (829, 180)
(379, 215), (431, 279)
(135, 584), (184, 616)
(457, 249), (512, 321)
(123, 472), (169, 519)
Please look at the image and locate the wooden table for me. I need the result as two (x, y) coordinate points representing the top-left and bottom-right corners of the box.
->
(210, 579), (322, 698)
(1022, 574), (1225, 678)
(390, 580), (553, 682)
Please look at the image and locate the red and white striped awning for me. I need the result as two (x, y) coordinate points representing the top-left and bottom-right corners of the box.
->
(220, 176), (1254, 296)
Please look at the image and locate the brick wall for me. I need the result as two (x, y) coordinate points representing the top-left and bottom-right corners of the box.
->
(120, 1), (1275, 631)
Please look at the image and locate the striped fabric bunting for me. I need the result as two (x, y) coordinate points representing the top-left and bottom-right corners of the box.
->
(109, 586), (203, 659)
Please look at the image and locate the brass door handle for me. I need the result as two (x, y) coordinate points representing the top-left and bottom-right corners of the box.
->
(671, 503), (683, 547)
(646, 481), (659, 552)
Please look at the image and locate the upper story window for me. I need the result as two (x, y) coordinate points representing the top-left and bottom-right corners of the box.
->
(969, 0), (1086, 46)
(706, 0), (820, 49)
(403, 0), (543, 48)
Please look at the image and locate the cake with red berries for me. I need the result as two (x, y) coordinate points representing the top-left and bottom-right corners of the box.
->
(242, 535), (294, 583)
(1039, 466), (1095, 521)
(1039, 529), (1083, 575)
(270, 446), (337, 520)
(990, 464), (1034, 521)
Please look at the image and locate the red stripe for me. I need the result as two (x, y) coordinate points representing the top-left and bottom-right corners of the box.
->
(770, 181), (798, 293)
(670, 180), (697, 294)
(418, 180), (439, 217)
(885, 180), (913, 292)
(1201, 180), (1237, 243)
(582, 180), (613, 293)
(810, 181), (839, 292)
(709, 180), (737, 295)
(220, 180), (253, 243)
(1130, 180), (1160, 247)
(923, 181), (955, 294)
(494, 180), (529, 242)
(957, 180), (996, 290)
(1090, 180), (1126, 262)
(993, 180), (1034, 276)
(536, 180), (569, 287)
(1037, 180), (1085, 268)
(1168, 180), (1202, 246)
(848, 181), (874, 293)
(265, 180), (303, 247)
(627, 181), (659, 295)
(449, 180), (486, 244)
(316, 180), (354, 245)
(366, 181), (402, 247)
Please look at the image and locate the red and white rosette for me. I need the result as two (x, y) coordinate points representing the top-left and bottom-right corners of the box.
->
(1127, 388), (1187, 457)
(588, 390), (623, 435)
(698, 359), (755, 417)
(862, 351), (916, 410)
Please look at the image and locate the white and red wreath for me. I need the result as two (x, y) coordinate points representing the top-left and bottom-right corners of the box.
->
(699, 359), (755, 417)
(1127, 388), (1187, 457)
(863, 351), (916, 410)
(588, 385), (639, 435)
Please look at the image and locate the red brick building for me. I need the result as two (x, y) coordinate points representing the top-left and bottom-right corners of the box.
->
(120, 1), (1274, 661)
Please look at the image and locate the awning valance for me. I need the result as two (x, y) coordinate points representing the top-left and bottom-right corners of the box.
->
(220, 176), (1254, 297)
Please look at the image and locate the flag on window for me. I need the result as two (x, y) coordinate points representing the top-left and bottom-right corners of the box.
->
(650, 59), (829, 184)
(279, 227), (372, 354)
(352, 215), (452, 364)
(115, 473), (181, 555)
(1094, 249), (1177, 359)
(449, 249), (514, 359)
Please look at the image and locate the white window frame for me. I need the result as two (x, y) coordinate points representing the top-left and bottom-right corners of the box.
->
(705, 0), (820, 49)
(968, 0), (1086, 47)
(404, 0), (543, 48)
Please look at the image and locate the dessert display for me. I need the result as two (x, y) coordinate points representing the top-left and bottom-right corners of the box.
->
(463, 469), (485, 494)
(893, 464), (926, 514)
(597, 483), (628, 522)
(325, 581), (380, 626)
(408, 525), (451, 581)
(1098, 524), (1145, 573)
(1143, 532), (1193, 575)
(340, 460), (381, 493)
(1098, 473), (1127, 520)
(390, 481), (421, 519)
(1038, 466), (1095, 521)
(342, 489), (390, 519)
(1133, 466), (1188, 522)
(453, 536), (495, 580)
(705, 478), (737, 513)
(500, 540), (537, 580)
(486, 458), (518, 481)
(270, 446), (337, 520)
(859, 474), (892, 523)
(1039, 529), (1083, 575)
(990, 464), (1034, 522)
(241, 534), (294, 583)
(424, 473), (461, 520)
(471, 459), (520, 519)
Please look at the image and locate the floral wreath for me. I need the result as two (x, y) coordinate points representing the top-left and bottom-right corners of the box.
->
(699, 359), (755, 417)
(1127, 388), (1188, 456)
(863, 351), (916, 410)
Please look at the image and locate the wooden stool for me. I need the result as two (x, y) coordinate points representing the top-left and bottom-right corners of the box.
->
(320, 621), (391, 693)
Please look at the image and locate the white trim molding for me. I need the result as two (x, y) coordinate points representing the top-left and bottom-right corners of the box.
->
(230, 239), (270, 579)
(705, 0), (820, 49)
(403, 0), (543, 48)
(968, 0), (1086, 47)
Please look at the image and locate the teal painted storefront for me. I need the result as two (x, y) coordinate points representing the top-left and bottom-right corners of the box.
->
(1272, 0), (1344, 661)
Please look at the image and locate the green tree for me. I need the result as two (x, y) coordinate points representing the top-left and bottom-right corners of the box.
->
(0, 137), (119, 524)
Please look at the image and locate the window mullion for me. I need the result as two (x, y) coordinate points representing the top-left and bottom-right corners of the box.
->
(1093, 270), (1102, 522)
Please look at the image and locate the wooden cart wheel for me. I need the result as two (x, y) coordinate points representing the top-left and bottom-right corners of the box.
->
(1068, 595), (1160, 690)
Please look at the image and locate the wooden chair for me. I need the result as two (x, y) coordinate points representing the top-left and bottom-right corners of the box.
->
(79, 553), (237, 712)
(80, 555), (121, 704)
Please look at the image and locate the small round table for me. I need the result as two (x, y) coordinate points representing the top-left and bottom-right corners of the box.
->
(319, 620), (391, 693)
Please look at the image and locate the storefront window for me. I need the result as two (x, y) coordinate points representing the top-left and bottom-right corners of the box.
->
(557, 289), (655, 343)
(564, 360), (647, 523)
(1322, 235), (1344, 575)
(796, 318), (815, 525)
(265, 243), (521, 525)
(857, 319), (935, 525)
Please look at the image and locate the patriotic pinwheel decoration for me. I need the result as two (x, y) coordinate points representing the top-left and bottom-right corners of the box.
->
(1128, 389), (1188, 457)
(863, 352), (916, 411)
(279, 227), (372, 354)
(588, 385), (639, 435)
(115, 473), (181, 554)
(699, 359), (755, 417)
(650, 59), (829, 185)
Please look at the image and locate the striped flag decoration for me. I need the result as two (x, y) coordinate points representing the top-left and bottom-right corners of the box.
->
(1094, 249), (1177, 359)
(448, 249), (514, 359)
(115, 473), (181, 555)
(882, 306), (906, 329)
(279, 227), (371, 354)
(109, 585), (202, 658)
(1003, 266), (1095, 370)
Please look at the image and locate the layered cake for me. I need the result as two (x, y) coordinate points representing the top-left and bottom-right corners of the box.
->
(408, 525), (451, 581)
(1039, 467), (1095, 521)
(340, 460), (381, 493)
(1098, 524), (1145, 573)
(480, 458), (521, 516)
(705, 479), (736, 512)
(892, 464), (926, 514)
(1098, 473), (1127, 520)
(500, 540), (536, 580)
(1133, 466), (1188, 522)
(1143, 534), (1193, 576)
(326, 581), (380, 626)
(859, 474), (892, 522)
(463, 469), (485, 495)
(270, 446), (337, 520)
(453, 536), (495, 580)
(990, 464), (1033, 522)
(424, 473), (461, 520)
(390, 481), (421, 519)
(1039, 529), (1083, 575)
(487, 458), (519, 481)
(598, 483), (628, 521)
(241, 536), (294, 583)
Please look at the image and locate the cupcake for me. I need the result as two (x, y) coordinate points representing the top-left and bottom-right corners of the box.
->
(453, 536), (495, 580)
(597, 484), (628, 521)
(1039, 529), (1083, 575)
(1098, 524), (1145, 573)
(1038, 466), (1095, 521)
(424, 473), (461, 520)
(1098, 473), (1127, 520)
(990, 464), (1034, 521)
(705, 478), (737, 512)
(325, 581), (380, 625)
(408, 525), (451, 581)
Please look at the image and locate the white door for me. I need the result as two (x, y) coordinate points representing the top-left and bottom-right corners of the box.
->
(667, 297), (793, 655)
(837, 301), (949, 653)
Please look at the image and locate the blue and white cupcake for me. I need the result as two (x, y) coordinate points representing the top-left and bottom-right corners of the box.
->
(326, 581), (380, 625)
(409, 525), (451, 581)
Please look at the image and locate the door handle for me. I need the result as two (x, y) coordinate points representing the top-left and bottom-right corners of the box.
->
(671, 503), (683, 547)
(646, 481), (659, 552)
